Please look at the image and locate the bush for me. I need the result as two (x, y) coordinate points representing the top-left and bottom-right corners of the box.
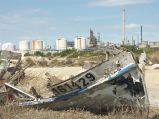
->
(121, 45), (143, 58)
(46, 52), (52, 57)
(59, 49), (76, 57)
(34, 51), (45, 57)
(24, 52), (32, 56)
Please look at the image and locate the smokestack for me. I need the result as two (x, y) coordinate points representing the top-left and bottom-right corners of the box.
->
(122, 9), (126, 45)
(141, 25), (143, 43)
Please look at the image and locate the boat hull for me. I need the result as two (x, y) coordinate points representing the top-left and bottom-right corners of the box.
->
(18, 67), (148, 111)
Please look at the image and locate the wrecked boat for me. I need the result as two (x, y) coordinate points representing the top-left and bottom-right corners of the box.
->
(0, 51), (25, 103)
(3, 48), (149, 111)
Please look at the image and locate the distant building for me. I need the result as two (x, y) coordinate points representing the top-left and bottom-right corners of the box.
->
(67, 41), (74, 49)
(19, 40), (30, 51)
(2, 43), (16, 51)
(132, 39), (135, 46)
(141, 41), (148, 45)
(149, 42), (159, 48)
(139, 44), (149, 49)
(32, 40), (44, 51)
(74, 36), (86, 50)
(56, 38), (67, 50)
(88, 29), (97, 48)
(139, 41), (159, 48)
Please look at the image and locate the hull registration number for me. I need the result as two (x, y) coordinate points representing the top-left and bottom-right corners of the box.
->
(49, 73), (96, 96)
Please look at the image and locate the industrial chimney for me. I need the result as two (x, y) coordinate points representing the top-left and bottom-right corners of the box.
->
(141, 25), (143, 43)
(122, 9), (126, 45)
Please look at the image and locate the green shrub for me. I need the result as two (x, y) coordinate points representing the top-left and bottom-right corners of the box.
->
(24, 52), (32, 56)
(46, 52), (52, 57)
(34, 51), (45, 57)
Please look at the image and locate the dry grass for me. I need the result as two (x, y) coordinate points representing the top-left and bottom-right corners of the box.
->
(0, 105), (155, 119)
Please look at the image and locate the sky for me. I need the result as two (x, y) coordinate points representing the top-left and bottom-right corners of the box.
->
(0, 0), (159, 48)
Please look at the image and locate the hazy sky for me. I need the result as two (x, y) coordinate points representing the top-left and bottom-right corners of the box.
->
(0, 0), (159, 48)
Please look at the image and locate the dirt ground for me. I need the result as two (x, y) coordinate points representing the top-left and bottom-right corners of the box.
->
(17, 67), (85, 97)
(145, 66), (159, 107)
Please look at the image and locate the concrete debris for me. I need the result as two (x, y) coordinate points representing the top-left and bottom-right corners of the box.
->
(151, 64), (159, 69)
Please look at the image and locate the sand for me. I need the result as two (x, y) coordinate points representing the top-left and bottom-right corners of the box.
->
(145, 66), (159, 107)
(17, 67), (85, 97)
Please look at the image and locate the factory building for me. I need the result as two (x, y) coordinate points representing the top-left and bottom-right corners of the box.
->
(74, 36), (86, 50)
(56, 38), (67, 51)
(88, 29), (97, 48)
(19, 40), (30, 51)
(67, 41), (74, 49)
(139, 41), (159, 48)
(32, 40), (44, 51)
(2, 43), (16, 51)
(148, 42), (159, 48)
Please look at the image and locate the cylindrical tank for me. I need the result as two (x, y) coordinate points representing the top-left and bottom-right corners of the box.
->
(2, 43), (16, 51)
(19, 40), (30, 51)
(32, 40), (44, 50)
(56, 38), (67, 50)
(74, 36), (86, 50)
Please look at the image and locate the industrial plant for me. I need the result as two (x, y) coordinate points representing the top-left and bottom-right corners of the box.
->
(0, 9), (158, 53)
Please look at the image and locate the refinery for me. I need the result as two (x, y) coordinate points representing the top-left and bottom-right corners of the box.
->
(0, 9), (158, 54)
(0, 29), (101, 52)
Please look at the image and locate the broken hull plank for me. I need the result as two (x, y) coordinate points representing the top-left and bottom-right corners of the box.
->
(5, 83), (36, 100)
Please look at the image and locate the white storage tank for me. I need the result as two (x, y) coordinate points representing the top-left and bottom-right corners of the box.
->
(19, 40), (30, 51)
(2, 43), (16, 51)
(32, 40), (44, 50)
(74, 36), (86, 50)
(56, 38), (67, 50)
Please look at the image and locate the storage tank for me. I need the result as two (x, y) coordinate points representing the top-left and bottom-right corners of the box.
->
(74, 36), (86, 50)
(32, 40), (44, 50)
(19, 40), (30, 51)
(56, 38), (67, 50)
(2, 43), (16, 51)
